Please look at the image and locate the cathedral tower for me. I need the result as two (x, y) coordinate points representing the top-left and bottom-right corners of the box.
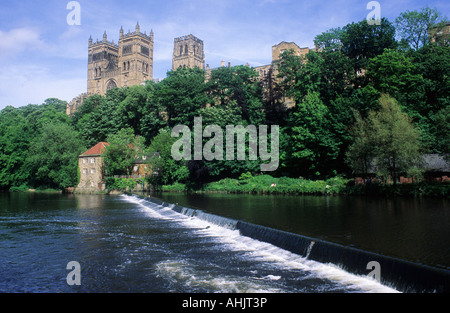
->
(172, 34), (205, 71)
(87, 23), (154, 96)
(118, 22), (154, 89)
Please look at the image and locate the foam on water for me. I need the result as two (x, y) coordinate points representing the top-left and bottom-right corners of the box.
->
(123, 194), (399, 293)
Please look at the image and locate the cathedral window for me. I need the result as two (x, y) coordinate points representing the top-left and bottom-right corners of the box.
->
(106, 80), (117, 91)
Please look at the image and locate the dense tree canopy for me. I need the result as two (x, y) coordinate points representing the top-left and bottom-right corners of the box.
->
(0, 7), (448, 190)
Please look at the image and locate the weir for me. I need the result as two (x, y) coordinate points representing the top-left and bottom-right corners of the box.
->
(132, 194), (450, 293)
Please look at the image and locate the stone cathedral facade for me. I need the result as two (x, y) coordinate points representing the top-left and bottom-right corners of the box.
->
(66, 23), (313, 115)
(66, 23), (154, 115)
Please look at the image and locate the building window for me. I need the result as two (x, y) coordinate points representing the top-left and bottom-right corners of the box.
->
(133, 166), (139, 172)
(83, 168), (87, 175)
(91, 168), (95, 174)
(83, 158), (87, 164)
(90, 158), (95, 164)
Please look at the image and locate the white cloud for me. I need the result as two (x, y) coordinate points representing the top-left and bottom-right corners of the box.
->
(0, 27), (45, 59)
(0, 63), (85, 109)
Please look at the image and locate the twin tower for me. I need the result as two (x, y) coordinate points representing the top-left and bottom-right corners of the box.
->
(87, 23), (204, 95)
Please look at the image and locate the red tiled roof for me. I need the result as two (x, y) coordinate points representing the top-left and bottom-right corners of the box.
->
(80, 142), (109, 156)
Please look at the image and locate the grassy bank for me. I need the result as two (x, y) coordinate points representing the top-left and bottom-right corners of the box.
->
(161, 174), (450, 197)
(8, 185), (62, 193)
(163, 174), (349, 195)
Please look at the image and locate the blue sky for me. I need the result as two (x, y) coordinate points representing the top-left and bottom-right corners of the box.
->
(0, 0), (448, 110)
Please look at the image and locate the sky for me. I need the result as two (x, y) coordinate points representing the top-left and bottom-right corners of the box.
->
(0, 0), (448, 110)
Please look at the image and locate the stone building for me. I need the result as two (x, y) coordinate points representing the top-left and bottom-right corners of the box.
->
(76, 141), (155, 192)
(66, 23), (154, 115)
(76, 142), (109, 192)
(172, 34), (205, 70)
(254, 41), (314, 108)
(254, 41), (312, 80)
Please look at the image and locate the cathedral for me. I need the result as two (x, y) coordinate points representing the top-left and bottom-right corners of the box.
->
(66, 23), (155, 115)
(66, 23), (312, 115)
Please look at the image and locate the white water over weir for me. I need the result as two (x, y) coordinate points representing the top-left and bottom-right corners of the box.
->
(127, 194), (450, 293)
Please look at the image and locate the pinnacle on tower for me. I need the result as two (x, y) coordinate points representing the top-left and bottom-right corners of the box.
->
(136, 22), (140, 33)
(120, 26), (124, 38)
(89, 35), (93, 45)
(103, 31), (107, 42)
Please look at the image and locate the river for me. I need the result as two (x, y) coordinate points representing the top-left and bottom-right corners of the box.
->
(0, 192), (449, 293)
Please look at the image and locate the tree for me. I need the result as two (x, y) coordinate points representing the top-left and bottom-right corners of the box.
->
(140, 80), (167, 145)
(117, 85), (147, 136)
(314, 27), (344, 52)
(147, 128), (188, 186)
(395, 7), (448, 51)
(431, 106), (450, 160)
(341, 18), (397, 77)
(345, 110), (374, 176)
(317, 50), (355, 103)
(277, 49), (305, 105)
(277, 50), (324, 105)
(157, 67), (208, 128)
(0, 112), (33, 189)
(346, 95), (424, 183)
(412, 44), (450, 115)
(27, 122), (86, 189)
(103, 128), (145, 176)
(367, 49), (425, 116)
(207, 65), (265, 125)
(282, 91), (340, 178)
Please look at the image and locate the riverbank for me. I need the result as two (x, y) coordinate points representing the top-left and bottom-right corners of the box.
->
(161, 175), (450, 197)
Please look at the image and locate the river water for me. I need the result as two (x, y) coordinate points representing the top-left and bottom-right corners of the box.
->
(0, 192), (448, 293)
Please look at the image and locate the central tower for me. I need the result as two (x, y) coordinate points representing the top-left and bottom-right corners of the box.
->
(172, 34), (205, 71)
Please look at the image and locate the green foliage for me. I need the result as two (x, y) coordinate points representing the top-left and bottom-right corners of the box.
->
(0, 100), (83, 190)
(106, 177), (137, 191)
(314, 27), (343, 52)
(27, 121), (86, 189)
(201, 175), (350, 195)
(346, 95), (424, 183)
(158, 67), (208, 128)
(282, 92), (341, 178)
(147, 128), (183, 185)
(431, 106), (450, 159)
(1, 6), (448, 194)
(103, 128), (144, 176)
(341, 18), (397, 76)
(395, 7), (448, 51)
